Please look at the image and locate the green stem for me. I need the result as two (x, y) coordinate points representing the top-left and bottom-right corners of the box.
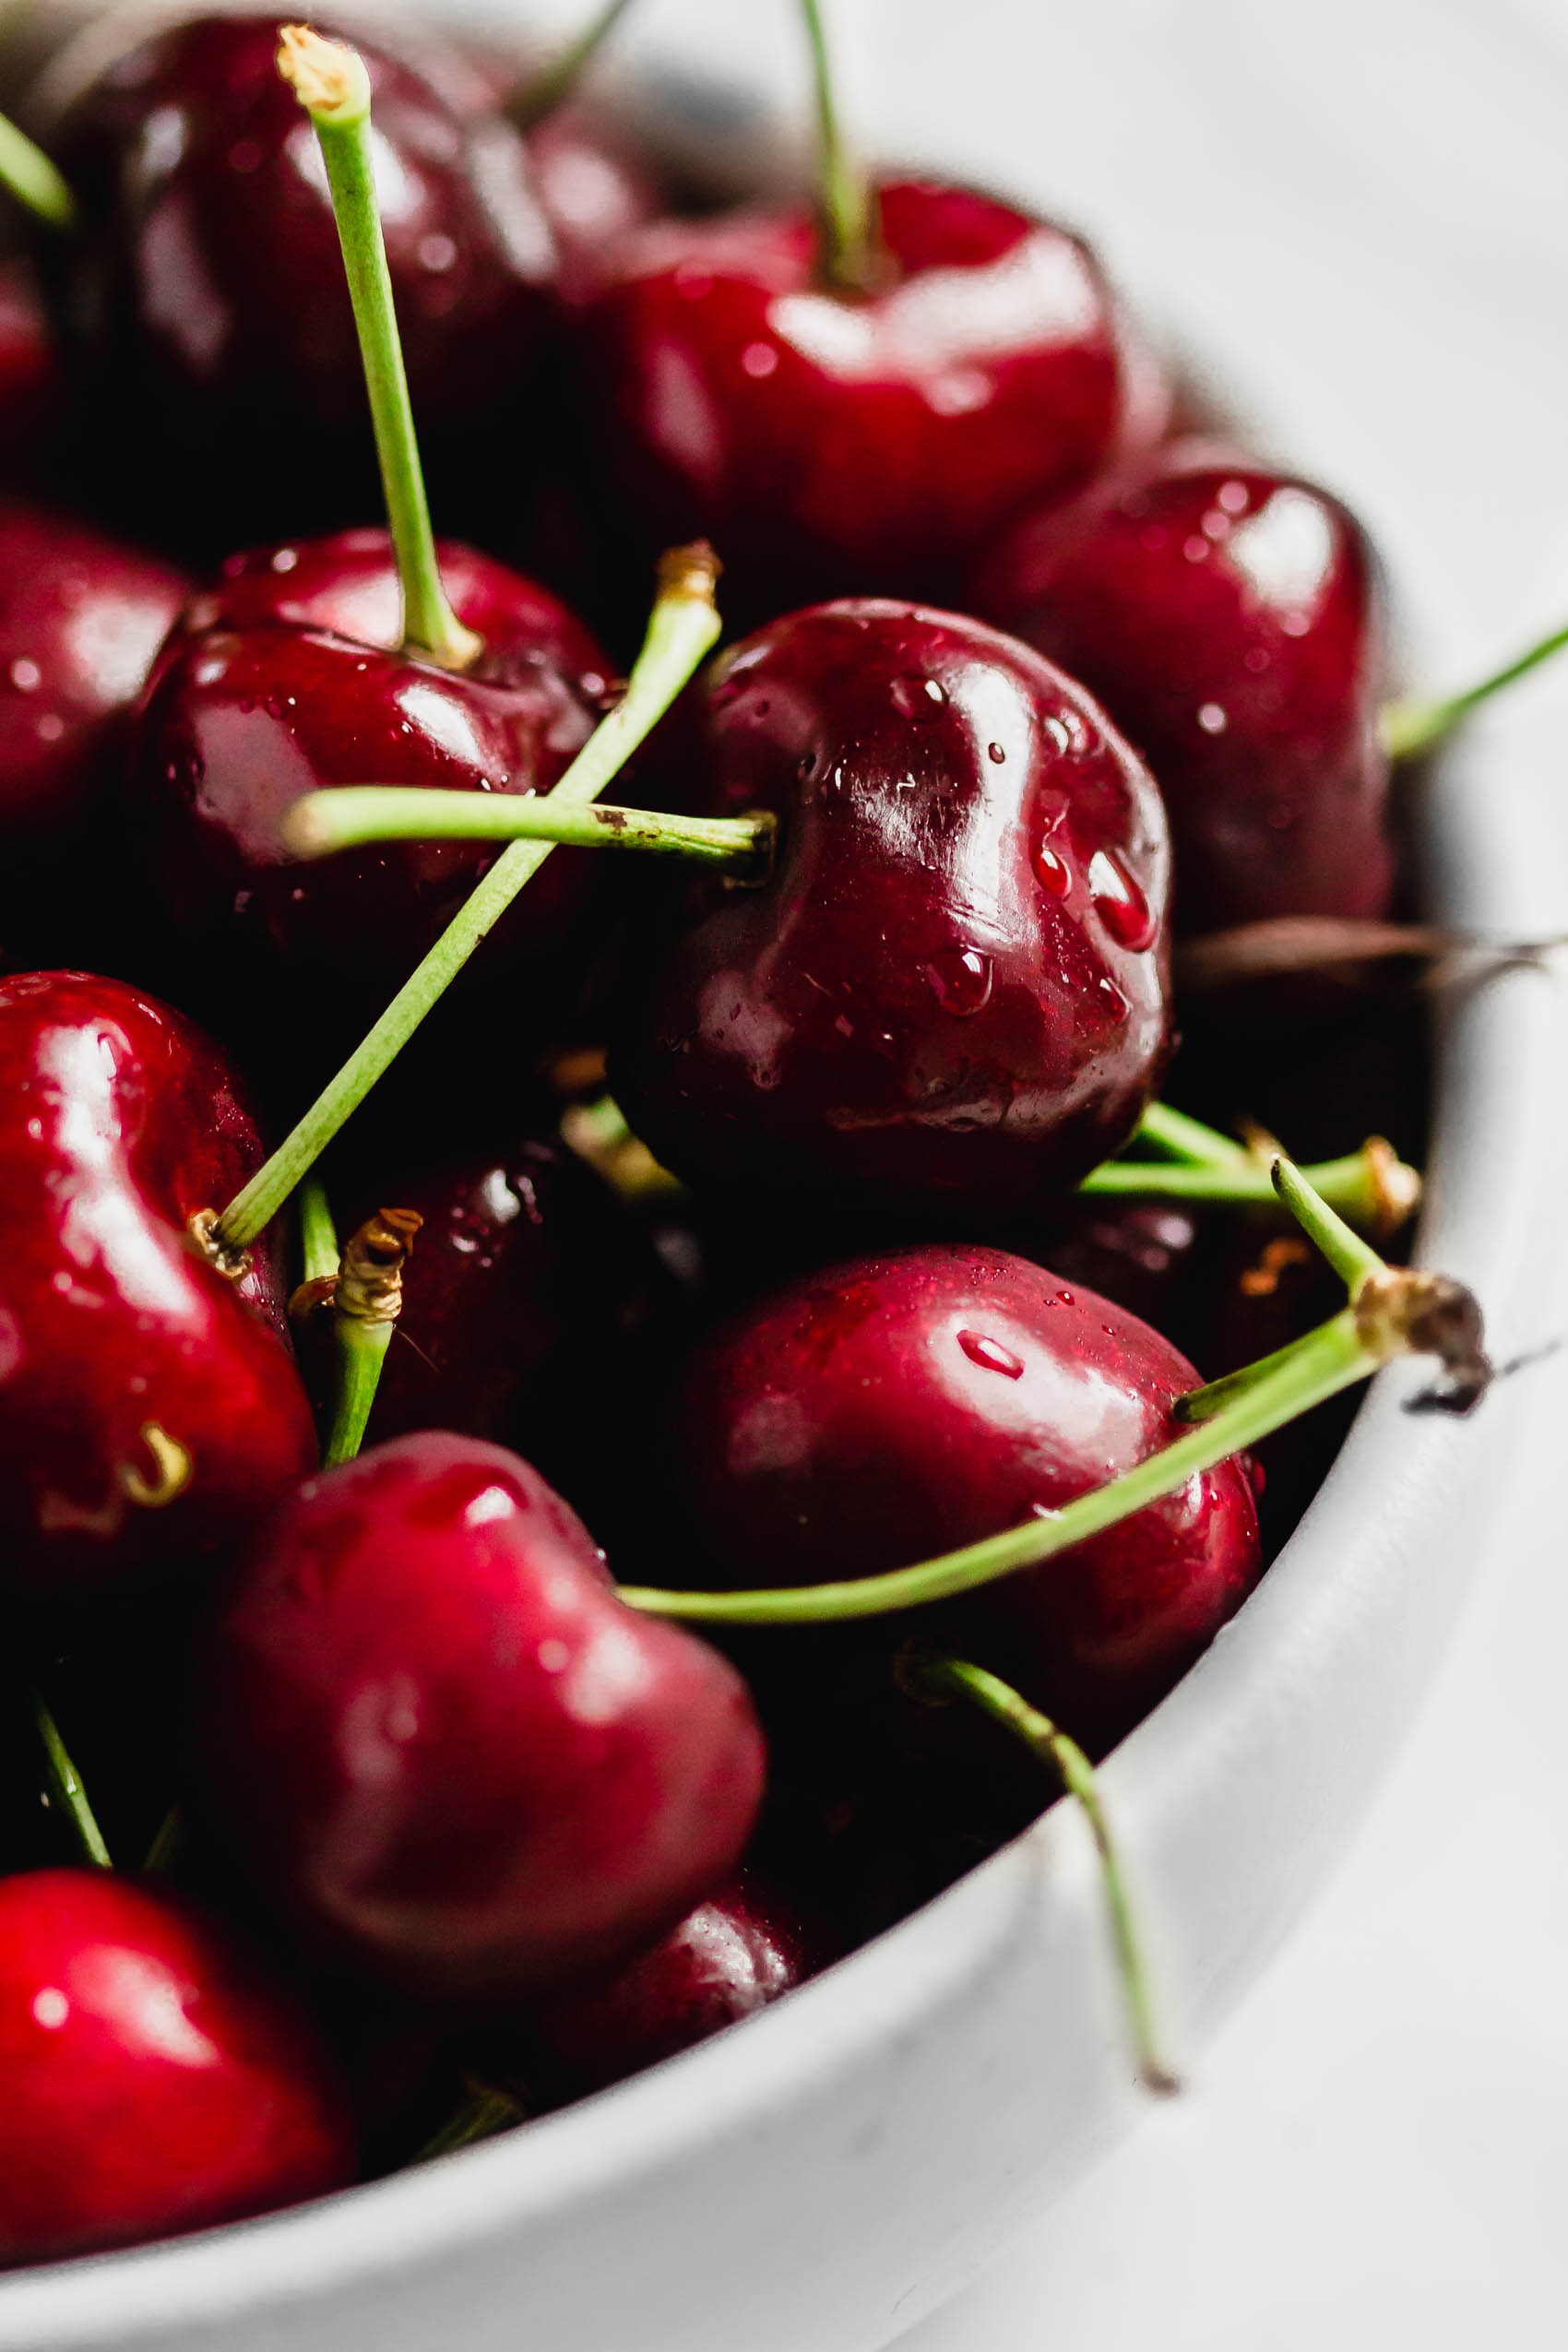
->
(912, 1656), (1176, 2096)
(799, 0), (879, 292)
(278, 27), (479, 671)
(324, 1322), (394, 1466)
(33, 1694), (112, 1870)
(145, 1807), (184, 1873)
(322, 1206), (421, 1467)
(212, 547), (720, 1254)
(0, 112), (74, 229)
(1382, 620), (1568, 760)
(1271, 1154), (1385, 1290)
(618, 1307), (1379, 1626)
(417, 2081), (525, 2160)
(298, 1175), (339, 1288)
(1131, 1101), (1250, 1169)
(513, 0), (637, 131)
(282, 786), (772, 873)
(1080, 1138), (1420, 1231)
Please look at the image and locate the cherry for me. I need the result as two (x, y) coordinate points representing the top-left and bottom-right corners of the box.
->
(0, 258), (60, 464)
(0, 971), (316, 1611)
(133, 529), (613, 1096)
(0, 501), (187, 965)
(567, 176), (1168, 620)
(970, 443), (1395, 933)
(656, 1243), (1261, 1752)
(199, 1431), (766, 2003)
(514, 1872), (812, 2100)
(0, 1869), (353, 2267)
(527, 104), (665, 301)
(42, 15), (564, 554)
(609, 599), (1172, 1212)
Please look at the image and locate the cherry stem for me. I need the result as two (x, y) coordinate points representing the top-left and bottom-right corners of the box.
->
(416, 2079), (525, 2161)
(799, 0), (878, 292)
(0, 111), (74, 229)
(298, 1175), (339, 1289)
(32, 1693), (111, 1870)
(513, 0), (637, 131)
(277, 27), (481, 672)
(1383, 619), (1568, 760)
(324, 1206), (421, 1467)
(212, 546), (720, 1255)
(1082, 1134), (1420, 1232)
(1131, 1101), (1250, 1168)
(616, 1158), (1489, 1627)
(280, 785), (774, 874)
(908, 1653), (1177, 2096)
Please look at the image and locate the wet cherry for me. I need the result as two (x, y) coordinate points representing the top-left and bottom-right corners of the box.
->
(660, 1243), (1261, 1752)
(609, 600), (1172, 1212)
(133, 529), (612, 1095)
(199, 1431), (766, 2003)
(0, 971), (317, 1612)
(0, 1869), (353, 2268)
(971, 444), (1394, 933)
(569, 178), (1169, 619)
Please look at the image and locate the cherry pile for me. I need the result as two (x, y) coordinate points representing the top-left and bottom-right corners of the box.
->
(0, 0), (1508, 2274)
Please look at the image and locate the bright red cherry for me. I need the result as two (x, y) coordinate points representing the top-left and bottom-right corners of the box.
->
(0, 501), (187, 967)
(199, 1431), (766, 2003)
(660, 1243), (1261, 1752)
(971, 444), (1395, 932)
(609, 600), (1171, 1212)
(133, 529), (612, 1093)
(43, 15), (564, 552)
(569, 178), (1169, 618)
(0, 971), (317, 1611)
(0, 1869), (353, 2268)
(517, 1874), (811, 2098)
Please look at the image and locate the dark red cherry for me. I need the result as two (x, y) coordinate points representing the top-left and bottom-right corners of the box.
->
(527, 105), (665, 299)
(0, 258), (60, 465)
(517, 1873), (812, 2099)
(570, 177), (1169, 617)
(0, 501), (187, 966)
(609, 600), (1171, 1211)
(200, 1431), (766, 2003)
(0, 971), (317, 1610)
(971, 444), (1395, 932)
(133, 530), (612, 1095)
(663, 1244), (1261, 1752)
(42, 16), (563, 551)
(0, 1869), (353, 2268)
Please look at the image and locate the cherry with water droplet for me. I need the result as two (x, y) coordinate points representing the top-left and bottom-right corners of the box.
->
(0, 1869), (353, 2268)
(198, 1431), (766, 2002)
(610, 600), (1172, 1212)
(971, 442), (1393, 933)
(0, 971), (316, 1614)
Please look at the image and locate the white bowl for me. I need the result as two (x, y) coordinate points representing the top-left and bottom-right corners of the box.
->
(5, 4), (1567, 2346)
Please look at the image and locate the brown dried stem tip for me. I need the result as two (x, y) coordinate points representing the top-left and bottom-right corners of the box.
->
(657, 540), (722, 604)
(276, 24), (370, 123)
(1353, 1265), (1492, 1415)
(335, 1206), (422, 1324)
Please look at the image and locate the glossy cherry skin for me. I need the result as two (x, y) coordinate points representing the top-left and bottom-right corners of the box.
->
(517, 1873), (810, 2099)
(0, 502), (188, 964)
(0, 1869), (353, 2268)
(44, 16), (563, 551)
(199, 1431), (766, 2004)
(0, 972), (317, 1610)
(570, 178), (1169, 618)
(609, 600), (1171, 1212)
(527, 106), (664, 300)
(134, 530), (612, 1088)
(971, 445), (1395, 933)
(663, 1244), (1261, 1752)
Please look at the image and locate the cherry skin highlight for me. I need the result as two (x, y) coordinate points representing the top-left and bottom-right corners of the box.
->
(971, 444), (1394, 932)
(569, 178), (1169, 617)
(134, 529), (612, 1087)
(609, 600), (1171, 1212)
(43, 15), (564, 551)
(517, 1873), (811, 2098)
(662, 1243), (1261, 1751)
(199, 1431), (766, 2004)
(0, 1869), (353, 2269)
(0, 971), (316, 1611)
(0, 502), (187, 965)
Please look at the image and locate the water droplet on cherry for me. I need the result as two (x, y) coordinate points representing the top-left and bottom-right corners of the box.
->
(1087, 849), (1156, 949)
(891, 675), (946, 720)
(923, 948), (993, 1016)
(957, 1329), (1025, 1378)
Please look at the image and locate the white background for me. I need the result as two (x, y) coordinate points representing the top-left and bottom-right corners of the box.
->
(512, 2), (1568, 2341)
